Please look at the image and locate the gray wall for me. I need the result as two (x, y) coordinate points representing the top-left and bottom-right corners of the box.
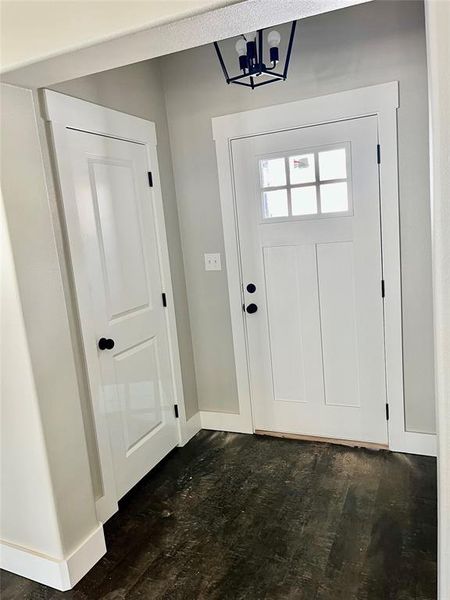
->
(161, 0), (436, 432)
(51, 61), (199, 421)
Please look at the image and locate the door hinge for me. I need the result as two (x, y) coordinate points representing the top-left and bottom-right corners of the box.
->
(381, 279), (385, 298)
(148, 171), (153, 187)
(385, 403), (390, 420)
(174, 404), (179, 418)
(377, 144), (381, 165)
(162, 292), (167, 307)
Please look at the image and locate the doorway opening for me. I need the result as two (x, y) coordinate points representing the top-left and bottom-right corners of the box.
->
(1, 0), (439, 594)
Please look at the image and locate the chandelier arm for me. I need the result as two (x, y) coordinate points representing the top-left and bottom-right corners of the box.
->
(263, 63), (284, 74)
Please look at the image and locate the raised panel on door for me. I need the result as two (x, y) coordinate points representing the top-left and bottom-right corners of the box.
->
(316, 241), (360, 408)
(113, 337), (163, 455)
(263, 244), (324, 408)
(67, 129), (178, 500)
(90, 159), (151, 320)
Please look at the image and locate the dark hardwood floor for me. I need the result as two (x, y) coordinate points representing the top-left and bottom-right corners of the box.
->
(1, 431), (437, 600)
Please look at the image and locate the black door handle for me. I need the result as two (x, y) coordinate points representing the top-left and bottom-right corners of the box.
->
(246, 303), (258, 314)
(98, 337), (115, 351)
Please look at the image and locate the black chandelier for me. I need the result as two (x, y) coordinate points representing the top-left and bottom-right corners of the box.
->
(214, 21), (297, 89)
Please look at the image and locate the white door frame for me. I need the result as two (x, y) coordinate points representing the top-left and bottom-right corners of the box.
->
(43, 90), (192, 522)
(212, 81), (436, 457)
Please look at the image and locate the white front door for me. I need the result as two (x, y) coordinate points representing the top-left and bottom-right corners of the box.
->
(66, 129), (178, 499)
(232, 116), (388, 444)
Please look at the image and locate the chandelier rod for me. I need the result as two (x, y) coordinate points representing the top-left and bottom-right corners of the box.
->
(283, 20), (297, 80)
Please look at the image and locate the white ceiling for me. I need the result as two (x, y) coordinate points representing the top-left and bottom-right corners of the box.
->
(1, 0), (372, 88)
(0, 0), (241, 72)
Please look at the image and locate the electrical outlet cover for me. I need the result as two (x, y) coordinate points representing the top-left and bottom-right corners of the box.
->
(204, 253), (221, 271)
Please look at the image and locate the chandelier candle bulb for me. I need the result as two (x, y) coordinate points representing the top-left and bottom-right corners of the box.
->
(235, 38), (247, 56)
(245, 31), (257, 63)
(235, 37), (249, 70)
(246, 41), (256, 61)
(268, 30), (281, 64)
(267, 30), (281, 47)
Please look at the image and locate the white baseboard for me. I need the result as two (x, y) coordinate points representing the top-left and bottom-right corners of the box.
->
(0, 523), (106, 591)
(199, 410), (436, 456)
(389, 431), (437, 457)
(178, 412), (202, 446)
(200, 410), (253, 434)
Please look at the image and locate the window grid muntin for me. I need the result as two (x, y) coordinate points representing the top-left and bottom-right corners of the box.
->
(259, 143), (351, 221)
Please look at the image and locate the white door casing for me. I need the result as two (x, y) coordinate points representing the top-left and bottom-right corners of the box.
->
(44, 91), (193, 522)
(232, 116), (387, 444)
(212, 82), (436, 456)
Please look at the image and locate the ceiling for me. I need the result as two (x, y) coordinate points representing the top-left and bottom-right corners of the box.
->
(0, 0), (242, 72)
(0, 0), (372, 88)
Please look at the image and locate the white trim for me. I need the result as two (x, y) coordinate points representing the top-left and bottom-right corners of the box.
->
(178, 412), (202, 446)
(212, 82), (436, 457)
(212, 83), (398, 141)
(214, 138), (254, 435)
(389, 431), (436, 457)
(43, 90), (156, 144)
(200, 410), (253, 434)
(145, 141), (193, 453)
(0, 524), (105, 591)
(43, 90), (190, 522)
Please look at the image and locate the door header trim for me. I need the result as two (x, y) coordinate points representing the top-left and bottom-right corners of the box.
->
(43, 89), (156, 146)
(212, 81), (398, 141)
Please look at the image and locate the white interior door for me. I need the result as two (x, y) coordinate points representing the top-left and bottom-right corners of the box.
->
(66, 129), (178, 499)
(232, 116), (388, 444)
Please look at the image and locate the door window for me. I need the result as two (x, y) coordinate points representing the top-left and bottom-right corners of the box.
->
(259, 143), (352, 220)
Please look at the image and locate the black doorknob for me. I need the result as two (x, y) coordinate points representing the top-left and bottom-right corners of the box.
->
(98, 337), (115, 351)
(246, 303), (258, 314)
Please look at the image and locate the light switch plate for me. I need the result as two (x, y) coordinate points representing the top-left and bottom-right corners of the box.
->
(204, 253), (221, 271)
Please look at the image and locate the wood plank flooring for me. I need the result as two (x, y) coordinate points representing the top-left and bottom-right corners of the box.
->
(0, 431), (437, 599)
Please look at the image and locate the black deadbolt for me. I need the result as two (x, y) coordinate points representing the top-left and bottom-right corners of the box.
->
(246, 283), (256, 294)
(246, 303), (258, 314)
(98, 337), (115, 351)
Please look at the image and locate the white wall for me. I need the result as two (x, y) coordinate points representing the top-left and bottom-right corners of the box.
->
(50, 60), (199, 422)
(161, 0), (436, 433)
(0, 83), (99, 556)
(0, 192), (63, 559)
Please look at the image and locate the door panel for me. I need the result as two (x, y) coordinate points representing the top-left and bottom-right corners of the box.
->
(317, 241), (360, 408)
(263, 244), (323, 405)
(113, 336), (162, 453)
(265, 245), (306, 403)
(232, 116), (387, 444)
(90, 159), (151, 319)
(67, 130), (178, 499)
